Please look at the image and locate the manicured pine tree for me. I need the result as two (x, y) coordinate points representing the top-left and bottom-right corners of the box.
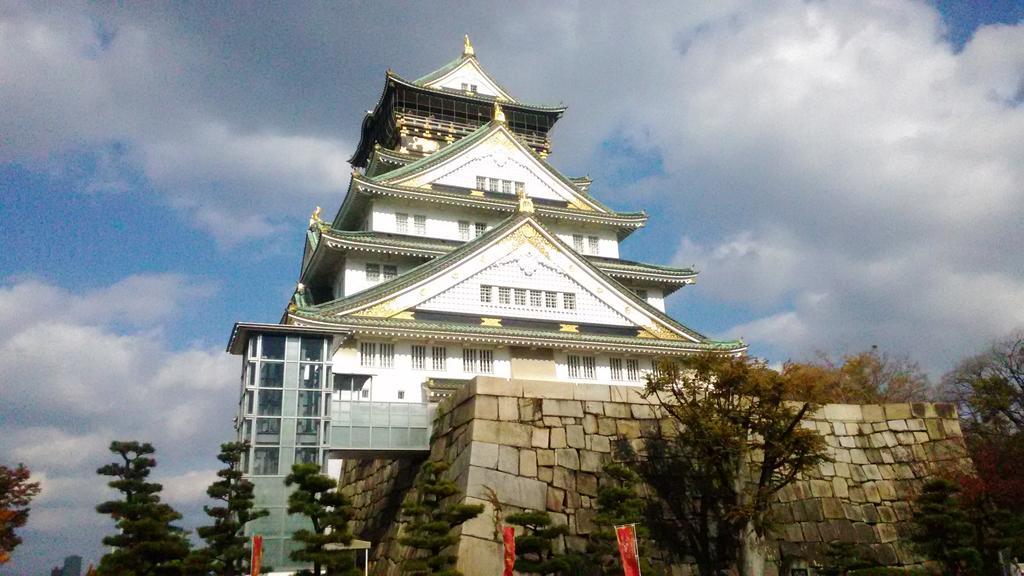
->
(95, 441), (191, 575)
(285, 463), (360, 576)
(584, 462), (653, 575)
(186, 442), (269, 575)
(505, 510), (575, 575)
(398, 460), (484, 575)
(910, 479), (980, 575)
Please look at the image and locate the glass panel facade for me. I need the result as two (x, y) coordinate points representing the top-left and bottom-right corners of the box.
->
(252, 447), (279, 475)
(261, 335), (285, 360)
(299, 363), (321, 389)
(300, 338), (323, 362)
(258, 389), (283, 416)
(260, 363), (284, 388)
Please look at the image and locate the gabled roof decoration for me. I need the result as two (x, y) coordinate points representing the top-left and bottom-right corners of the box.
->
(294, 213), (725, 348)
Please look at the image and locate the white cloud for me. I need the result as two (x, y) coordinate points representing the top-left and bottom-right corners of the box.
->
(0, 275), (237, 569)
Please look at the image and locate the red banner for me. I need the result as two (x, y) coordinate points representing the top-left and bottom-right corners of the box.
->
(502, 525), (515, 576)
(250, 535), (263, 576)
(615, 524), (641, 576)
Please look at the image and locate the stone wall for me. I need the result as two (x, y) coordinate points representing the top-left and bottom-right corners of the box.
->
(340, 378), (971, 575)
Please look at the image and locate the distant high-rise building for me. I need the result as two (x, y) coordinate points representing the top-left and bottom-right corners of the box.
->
(60, 555), (82, 576)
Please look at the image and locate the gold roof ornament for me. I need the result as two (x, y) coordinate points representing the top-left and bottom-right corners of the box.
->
(516, 188), (535, 214)
(309, 206), (322, 229)
(493, 101), (506, 125)
(463, 34), (475, 57)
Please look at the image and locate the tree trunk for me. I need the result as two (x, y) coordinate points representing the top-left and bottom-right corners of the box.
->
(738, 520), (766, 576)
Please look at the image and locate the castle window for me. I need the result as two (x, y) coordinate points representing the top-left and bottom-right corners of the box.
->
(530, 290), (542, 307)
(382, 265), (397, 281)
(480, 285), (492, 303)
(588, 236), (599, 254)
(514, 288), (527, 306)
(365, 263), (380, 282)
(488, 178), (499, 192)
(627, 359), (641, 381)
(476, 176), (486, 190)
(397, 390), (405, 400)
(379, 343), (395, 368)
(359, 342), (376, 367)
(459, 220), (470, 240)
(515, 182), (525, 195)
(567, 355), (596, 379)
(563, 293), (576, 310)
(463, 348), (478, 372)
(610, 358), (624, 380)
(498, 287), (511, 305)
(545, 291), (558, 308)
(396, 213), (409, 233)
(573, 235), (584, 252)
(414, 215), (427, 235)
(463, 348), (494, 374)
(411, 345), (426, 370)
(474, 222), (487, 237)
(431, 346), (447, 371)
(502, 180), (512, 195)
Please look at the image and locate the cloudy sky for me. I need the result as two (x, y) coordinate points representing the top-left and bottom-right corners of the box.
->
(1, 0), (1023, 572)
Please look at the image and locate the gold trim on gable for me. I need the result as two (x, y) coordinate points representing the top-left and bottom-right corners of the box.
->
(559, 324), (579, 333)
(480, 317), (503, 327)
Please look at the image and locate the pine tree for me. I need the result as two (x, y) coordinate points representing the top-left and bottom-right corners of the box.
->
(186, 442), (269, 575)
(505, 510), (575, 575)
(398, 460), (483, 575)
(95, 441), (191, 576)
(910, 479), (980, 575)
(285, 463), (360, 576)
(584, 462), (653, 575)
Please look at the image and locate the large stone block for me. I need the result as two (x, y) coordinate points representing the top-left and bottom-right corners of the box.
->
(537, 449), (555, 467)
(470, 442), (500, 469)
(498, 397), (519, 421)
(580, 450), (604, 473)
(474, 376), (522, 397)
(520, 449), (538, 478)
(617, 419), (641, 439)
(498, 445), (519, 475)
(532, 428), (550, 449)
(590, 434), (611, 453)
(603, 402), (631, 418)
(556, 448), (581, 470)
(457, 535), (504, 576)
(824, 404), (864, 422)
(466, 466), (547, 511)
(884, 404), (912, 420)
(573, 383), (611, 401)
(523, 379), (574, 399)
(550, 427), (567, 449)
(472, 420), (532, 447)
(543, 398), (584, 417)
(566, 425), (586, 448)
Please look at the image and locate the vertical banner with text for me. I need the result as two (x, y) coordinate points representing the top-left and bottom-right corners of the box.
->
(503, 525), (516, 576)
(615, 524), (641, 576)
(250, 534), (263, 576)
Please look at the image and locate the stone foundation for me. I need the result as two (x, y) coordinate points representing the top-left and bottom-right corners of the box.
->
(341, 378), (971, 575)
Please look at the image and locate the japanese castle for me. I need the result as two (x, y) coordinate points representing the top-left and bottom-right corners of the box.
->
(226, 36), (744, 571)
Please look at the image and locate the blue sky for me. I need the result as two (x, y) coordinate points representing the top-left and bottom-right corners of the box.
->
(1, 1), (1022, 573)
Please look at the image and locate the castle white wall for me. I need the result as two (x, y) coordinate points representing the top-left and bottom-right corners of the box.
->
(338, 253), (423, 298)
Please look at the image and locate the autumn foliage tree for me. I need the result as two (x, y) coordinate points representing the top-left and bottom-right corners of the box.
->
(786, 346), (932, 404)
(0, 463), (41, 564)
(636, 354), (829, 576)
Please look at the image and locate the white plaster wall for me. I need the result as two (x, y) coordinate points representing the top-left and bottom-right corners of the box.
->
(340, 254), (422, 298)
(428, 65), (503, 98)
(331, 339), (511, 402)
(369, 198), (498, 242)
(547, 224), (621, 259)
(645, 287), (665, 312)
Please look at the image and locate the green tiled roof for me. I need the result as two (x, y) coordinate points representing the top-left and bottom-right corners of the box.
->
(302, 213), (711, 344)
(289, 310), (744, 353)
(314, 229), (697, 282)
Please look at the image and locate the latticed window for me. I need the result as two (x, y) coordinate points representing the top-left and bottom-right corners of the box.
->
(475, 222), (487, 237)
(459, 220), (470, 240)
(626, 359), (641, 381)
(502, 180), (512, 195)
(382, 265), (397, 280)
(488, 178), (499, 192)
(379, 343), (395, 368)
(463, 348), (478, 372)
(545, 291), (558, 308)
(514, 288), (527, 306)
(563, 293), (576, 310)
(480, 285), (492, 303)
(573, 235), (584, 252)
(530, 290), (542, 307)
(365, 263), (380, 282)
(411, 345), (426, 370)
(360, 342), (376, 367)
(396, 213), (409, 233)
(499, 287), (511, 305)
(610, 358), (624, 380)
(431, 346), (447, 371)
(414, 215), (427, 235)
(515, 181), (525, 195)
(567, 355), (596, 379)
(588, 236), (599, 254)
(480, 350), (494, 374)
(476, 176), (486, 189)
